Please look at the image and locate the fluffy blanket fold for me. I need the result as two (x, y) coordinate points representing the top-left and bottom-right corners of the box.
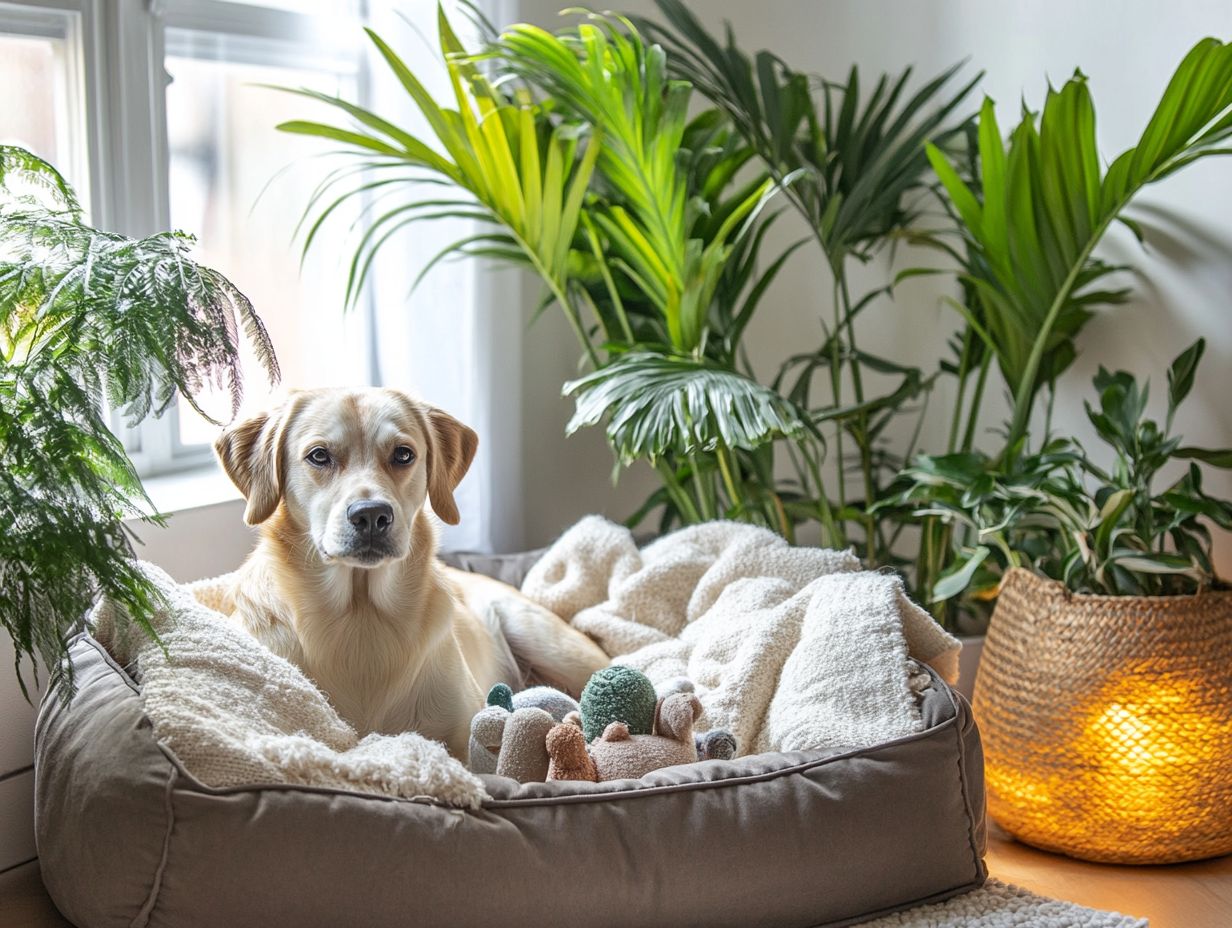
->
(522, 517), (961, 754)
(91, 561), (488, 809)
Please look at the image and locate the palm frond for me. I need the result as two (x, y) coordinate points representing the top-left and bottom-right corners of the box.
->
(927, 38), (1232, 448)
(643, 0), (979, 266)
(563, 350), (804, 464)
(275, 15), (603, 359)
(493, 11), (779, 353)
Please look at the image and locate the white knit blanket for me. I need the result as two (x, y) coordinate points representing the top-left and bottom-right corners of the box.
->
(522, 517), (961, 754)
(91, 561), (488, 809)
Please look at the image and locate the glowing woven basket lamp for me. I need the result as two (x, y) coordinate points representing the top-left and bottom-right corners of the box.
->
(974, 568), (1232, 864)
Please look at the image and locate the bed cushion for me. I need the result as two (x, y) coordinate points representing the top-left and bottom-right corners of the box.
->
(36, 555), (986, 928)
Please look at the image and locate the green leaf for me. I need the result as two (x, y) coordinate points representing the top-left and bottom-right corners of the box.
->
(930, 546), (990, 602)
(925, 38), (1232, 449)
(563, 351), (804, 463)
(1167, 337), (1205, 424)
(1175, 446), (1232, 468)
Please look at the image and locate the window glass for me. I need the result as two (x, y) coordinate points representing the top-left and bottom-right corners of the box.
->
(165, 42), (370, 448)
(0, 28), (87, 200)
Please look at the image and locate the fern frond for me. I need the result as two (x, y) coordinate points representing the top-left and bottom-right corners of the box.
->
(0, 147), (279, 700)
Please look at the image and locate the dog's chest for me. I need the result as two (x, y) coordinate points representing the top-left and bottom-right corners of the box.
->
(297, 606), (436, 734)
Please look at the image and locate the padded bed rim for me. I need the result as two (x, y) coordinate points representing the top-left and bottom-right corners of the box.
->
(74, 633), (975, 813)
(39, 633), (987, 928)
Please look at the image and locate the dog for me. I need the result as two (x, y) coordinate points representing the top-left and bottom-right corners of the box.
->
(208, 387), (608, 759)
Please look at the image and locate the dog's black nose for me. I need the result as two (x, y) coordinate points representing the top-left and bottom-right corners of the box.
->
(347, 500), (394, 537)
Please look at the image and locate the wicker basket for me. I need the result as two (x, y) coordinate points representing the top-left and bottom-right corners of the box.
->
(974, 567), (1232, 864)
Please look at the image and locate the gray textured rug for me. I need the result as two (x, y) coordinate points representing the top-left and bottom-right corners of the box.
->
(862, 879), (1148, 927)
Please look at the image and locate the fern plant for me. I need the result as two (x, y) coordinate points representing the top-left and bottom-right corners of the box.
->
(0, 147), (277, 699)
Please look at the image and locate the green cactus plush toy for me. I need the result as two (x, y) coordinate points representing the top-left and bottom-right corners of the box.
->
(579, 666), (658, 742)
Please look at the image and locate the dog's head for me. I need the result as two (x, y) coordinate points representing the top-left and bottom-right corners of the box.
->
(215, 388), (477, 567)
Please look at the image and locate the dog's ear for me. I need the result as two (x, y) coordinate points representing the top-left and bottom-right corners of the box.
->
(215, 409), (284, 525)
(425, 406), (478, 525)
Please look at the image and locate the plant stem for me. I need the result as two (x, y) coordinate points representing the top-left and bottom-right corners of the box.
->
(688, 452), (716, 521)
(546, 278), (600, 369)
(828, 273), (847, 518)
(655, 458), (701, 523)
(715, 441), (742, 515)
(1005, 213), (1117, 450)
(838, 270), (878, 560)
(799, 438), (843, 548)
(960, 350), (992, 453)
(947, 327), (973, 453)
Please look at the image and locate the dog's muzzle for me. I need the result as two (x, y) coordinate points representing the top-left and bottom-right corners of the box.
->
(338, 499), (398, 563)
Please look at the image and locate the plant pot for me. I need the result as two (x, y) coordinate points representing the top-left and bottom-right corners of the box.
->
(973, 567), (1232, 864)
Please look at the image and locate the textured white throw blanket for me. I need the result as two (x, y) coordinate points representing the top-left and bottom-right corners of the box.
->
(91, 561), (488, 809)
(522, 517), (961, 754)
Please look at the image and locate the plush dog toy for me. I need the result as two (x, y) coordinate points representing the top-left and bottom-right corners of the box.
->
(547, 693), (703, 782)
(650, 680), (739, 761)
(476, 673), (738, 781)
(545, 713), (599, 783)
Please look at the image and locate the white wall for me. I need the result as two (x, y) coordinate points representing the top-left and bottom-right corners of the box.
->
(511, 0), (1232, 575)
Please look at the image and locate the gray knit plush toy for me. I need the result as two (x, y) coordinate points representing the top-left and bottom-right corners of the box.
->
(468, 683), (581, 774)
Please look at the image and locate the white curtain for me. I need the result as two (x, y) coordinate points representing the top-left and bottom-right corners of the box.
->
(365, 0), (524, 553)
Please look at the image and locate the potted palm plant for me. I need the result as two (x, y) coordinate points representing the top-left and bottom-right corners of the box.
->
(883, 37), (1232, 627)
(0, 147), (277, 699)
(895, 341), (1232, 864)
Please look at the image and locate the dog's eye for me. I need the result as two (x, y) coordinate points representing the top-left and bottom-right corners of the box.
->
(306, 447), (331, 467)
(391, 445), (416, 466)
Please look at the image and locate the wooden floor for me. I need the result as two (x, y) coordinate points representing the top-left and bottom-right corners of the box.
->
(2, 831), (1230, 927)
(984, 823), (1232, 927)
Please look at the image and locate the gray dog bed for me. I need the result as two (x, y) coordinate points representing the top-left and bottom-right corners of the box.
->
(35, 552), (987, 928)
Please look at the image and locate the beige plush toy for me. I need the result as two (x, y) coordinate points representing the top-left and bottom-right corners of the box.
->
(547, 693), (703, 782)
(494, 707), (555, 783)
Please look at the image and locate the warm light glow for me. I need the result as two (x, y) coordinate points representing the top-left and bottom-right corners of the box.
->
(986, 671), (1232, 863)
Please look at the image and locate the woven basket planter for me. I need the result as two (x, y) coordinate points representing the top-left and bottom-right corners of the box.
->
(974, 567), (1232, 864)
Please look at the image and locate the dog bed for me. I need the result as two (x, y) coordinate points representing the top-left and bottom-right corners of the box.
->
(35, 551), (987, 928)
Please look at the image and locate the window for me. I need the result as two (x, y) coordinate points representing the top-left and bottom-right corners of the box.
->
(2, 1), (508, 550)
(0, 2), (89, 203)
(161, 17), (372, 459)
(0, 0), (373, 475)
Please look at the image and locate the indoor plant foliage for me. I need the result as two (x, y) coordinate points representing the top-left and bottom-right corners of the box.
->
(283, 3), (978, 550)
(887, 341), (1231, 605)
(962, 343), (1232, 864)
(283, 7), (1232, 630)
(0, 147), (277, 697)
(281, 7), (810, 534)
(642, 0), (978, 557)
(880, 36), (1232, 622)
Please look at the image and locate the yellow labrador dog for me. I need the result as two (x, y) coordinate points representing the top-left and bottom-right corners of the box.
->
(209, 387), (607, 759)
